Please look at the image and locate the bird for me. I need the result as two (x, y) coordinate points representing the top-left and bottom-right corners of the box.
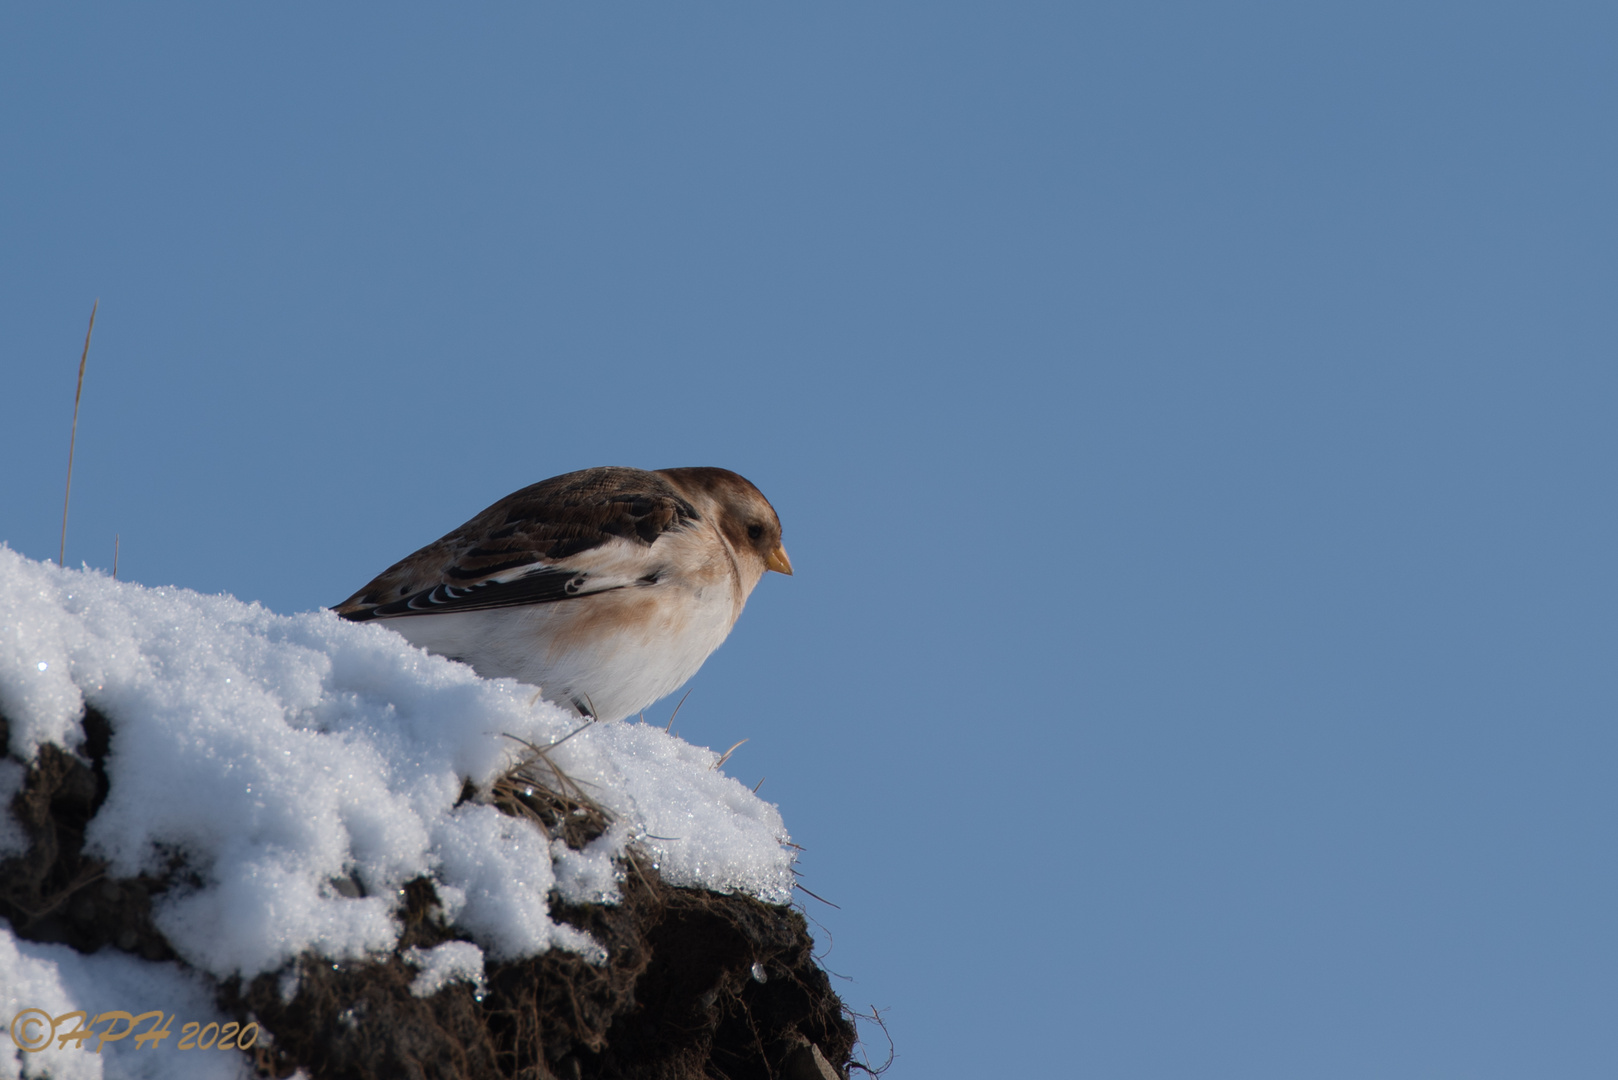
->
(332, 466), (792, 723)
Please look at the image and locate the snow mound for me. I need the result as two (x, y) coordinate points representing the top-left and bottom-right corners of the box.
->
(0, 546), (795, 987)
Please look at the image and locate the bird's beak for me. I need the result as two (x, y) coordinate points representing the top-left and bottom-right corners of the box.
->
(766, 544), (794, 576)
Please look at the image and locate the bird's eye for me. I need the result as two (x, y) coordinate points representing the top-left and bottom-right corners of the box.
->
(747, 524), (764, 540)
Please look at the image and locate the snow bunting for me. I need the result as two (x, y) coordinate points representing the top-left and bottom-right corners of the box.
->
(333, 466), (792, 722)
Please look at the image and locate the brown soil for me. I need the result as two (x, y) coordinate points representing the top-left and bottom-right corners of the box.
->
(1, 708), (859, 1079)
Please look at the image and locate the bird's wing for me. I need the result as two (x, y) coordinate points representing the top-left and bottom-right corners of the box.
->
(333, 467), (700, 621)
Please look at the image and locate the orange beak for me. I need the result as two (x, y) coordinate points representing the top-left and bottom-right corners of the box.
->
(766, 544), (794, 576)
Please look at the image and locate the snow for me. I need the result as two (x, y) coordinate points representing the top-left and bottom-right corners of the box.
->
(0, 546), (795, 1065)
(404, 941), (487, 998)
(0, 932), (247, 1080)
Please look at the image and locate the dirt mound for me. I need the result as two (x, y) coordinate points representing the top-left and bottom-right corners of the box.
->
(1, 708), (858, 1079)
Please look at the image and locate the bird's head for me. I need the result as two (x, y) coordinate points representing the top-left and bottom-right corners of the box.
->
(656, 467), (793, 578)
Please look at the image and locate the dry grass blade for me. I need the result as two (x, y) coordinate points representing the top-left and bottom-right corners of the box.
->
(711, 738), (748, 771)
(9, 861), (106, 925)
(490, 729), (611, 849)
(60, 299), (99, 567)
(665, 688), (693, 732)
(113, 534), (120, 580)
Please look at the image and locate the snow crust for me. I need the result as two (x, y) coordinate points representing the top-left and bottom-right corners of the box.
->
(0, 547), (793, 999)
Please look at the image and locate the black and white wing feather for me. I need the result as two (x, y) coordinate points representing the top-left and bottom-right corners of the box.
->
(333, 466), (699, 621)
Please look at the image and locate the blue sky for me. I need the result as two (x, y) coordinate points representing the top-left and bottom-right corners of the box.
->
(3, 4), (1616, 1076)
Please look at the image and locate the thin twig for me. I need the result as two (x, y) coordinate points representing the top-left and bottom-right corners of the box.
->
(113, 534), (120, 580)
(845, 1004), (896, 1076)
(794, 881), (841, 909)
(60, 300), (98, 567)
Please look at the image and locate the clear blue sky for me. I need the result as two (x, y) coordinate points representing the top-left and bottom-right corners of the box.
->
(4, 5), (1616, 1076)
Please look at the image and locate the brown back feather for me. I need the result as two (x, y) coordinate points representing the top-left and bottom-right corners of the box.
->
(333, 467), (699, 615)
